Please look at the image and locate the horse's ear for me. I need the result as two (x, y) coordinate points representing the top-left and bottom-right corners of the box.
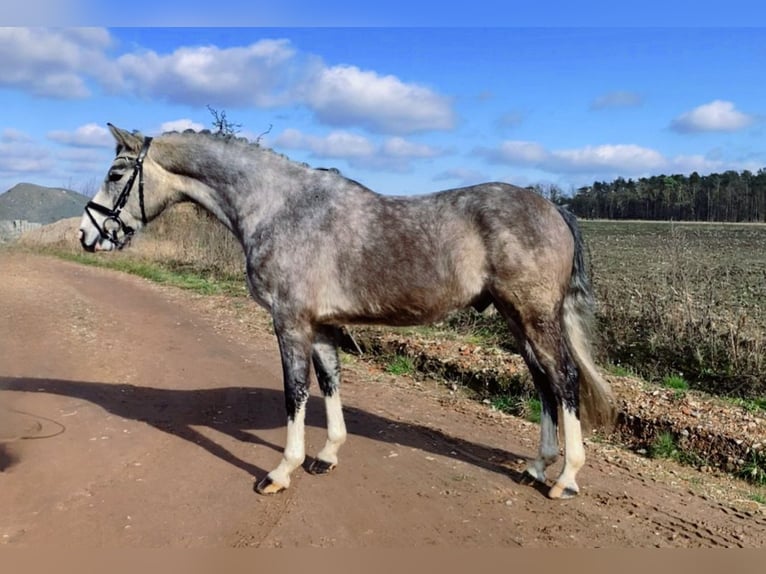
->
(107, 123), (144, 153)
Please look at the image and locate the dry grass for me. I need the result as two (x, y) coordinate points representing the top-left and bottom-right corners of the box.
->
(584, 221), (766, 398)
(131, 204), (244, 279)
(19, 204), (245, 282)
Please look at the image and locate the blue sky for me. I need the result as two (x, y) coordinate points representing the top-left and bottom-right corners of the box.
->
(1, 24), (764, 196)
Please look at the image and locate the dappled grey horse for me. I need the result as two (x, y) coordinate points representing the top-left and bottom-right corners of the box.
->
(79, 125), (615, 499)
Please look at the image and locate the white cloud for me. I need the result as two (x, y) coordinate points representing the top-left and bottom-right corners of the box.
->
(275, 128), (376, 158)
(671, 100), (754, 133)
(57, 147), (111, 174)
(1, 129), (34, 143)
(590, 90), (643, 110)
(112, 39), (301, 107)
(47, 123), (113, 148)
(274, 128), (445, 171)
(0, 140), (53, 176)
(111, 41), (454, 134)
(483, 140), (666, 173)
(433, 168), (490, 187)
(487, 141), (549, 164)
(1, 30), (455, 136)
(474, 139), (761, 180)
(381, 137), (442, 158)
(0, 27), (113, 98)
(160, 119), (207, 133)
(476, 140), (666, 176)
(666, 153), (763, 175)
(554, 144), (666, 172)
(303, 65), (454, 134)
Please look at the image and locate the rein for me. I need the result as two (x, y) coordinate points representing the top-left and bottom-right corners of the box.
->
(85, 137), (153, 249)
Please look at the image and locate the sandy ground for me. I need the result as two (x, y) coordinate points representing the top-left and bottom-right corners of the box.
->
(1, 250), (764, 548)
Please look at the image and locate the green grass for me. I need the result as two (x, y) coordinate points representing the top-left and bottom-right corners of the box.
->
(385, 354), (415, 376)
(736, 451), (766, 486)
(606, 363), (635, 377)
(524, 396), (542, 423)
(46, 248), (247, 297)
(661, 374), (689, 390)
(489, 395), (517, 414)
(490, 394), (541, 423)
(723, 396), (766, 413)
(748, 493), (766, 504)
(647, 431), (707, 468)
(649, 431), (680, 460)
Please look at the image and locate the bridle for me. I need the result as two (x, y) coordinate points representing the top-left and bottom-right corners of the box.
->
(85, 137), (153, 249)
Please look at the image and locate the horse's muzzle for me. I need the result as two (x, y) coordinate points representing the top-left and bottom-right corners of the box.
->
(78, 229), (97, 252)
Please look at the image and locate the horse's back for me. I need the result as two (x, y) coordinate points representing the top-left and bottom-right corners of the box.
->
(423, 182), (574, 270)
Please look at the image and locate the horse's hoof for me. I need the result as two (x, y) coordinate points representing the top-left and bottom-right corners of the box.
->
(522, 466), (547, 484)
(308, 459), (337, 475)
(254, 476), (287, 495)
(548, 482), (579, 499)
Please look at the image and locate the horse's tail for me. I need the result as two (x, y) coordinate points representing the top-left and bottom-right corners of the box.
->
(557, 206), (616, 431)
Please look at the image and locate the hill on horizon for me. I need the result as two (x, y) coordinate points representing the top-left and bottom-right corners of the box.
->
(0, 183), (91, 224)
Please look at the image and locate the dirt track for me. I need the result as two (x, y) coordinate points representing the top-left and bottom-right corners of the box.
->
(1, 251), (764, 547)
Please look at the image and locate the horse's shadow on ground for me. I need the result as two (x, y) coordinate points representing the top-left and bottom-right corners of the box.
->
(0, 376), (543, 494)
(0, 443), (16, 472)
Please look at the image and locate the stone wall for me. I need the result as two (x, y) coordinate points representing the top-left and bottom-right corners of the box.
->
(0, 219), (43, 242)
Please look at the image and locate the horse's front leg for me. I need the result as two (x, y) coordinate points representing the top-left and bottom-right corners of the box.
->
(308, 325), (347, 475)
(255, 321), (314, 495)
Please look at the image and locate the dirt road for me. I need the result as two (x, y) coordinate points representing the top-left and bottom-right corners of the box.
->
(1, 251), (764, 547)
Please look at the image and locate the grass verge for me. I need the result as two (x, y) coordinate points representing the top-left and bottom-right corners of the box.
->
(40, 247), (247, 297)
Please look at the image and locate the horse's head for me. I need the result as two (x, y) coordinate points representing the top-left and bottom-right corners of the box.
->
(79, 124), (155, 252)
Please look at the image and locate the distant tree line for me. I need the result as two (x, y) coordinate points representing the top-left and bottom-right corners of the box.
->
(530, 168), (766, 222)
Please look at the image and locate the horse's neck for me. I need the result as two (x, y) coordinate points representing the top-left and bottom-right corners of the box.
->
(162, 139), (305, 238)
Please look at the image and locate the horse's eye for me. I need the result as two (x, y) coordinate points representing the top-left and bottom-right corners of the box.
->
(107, 170), (123, 182)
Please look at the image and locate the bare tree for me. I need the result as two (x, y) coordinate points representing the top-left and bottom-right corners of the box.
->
(207, 105), (242, 138)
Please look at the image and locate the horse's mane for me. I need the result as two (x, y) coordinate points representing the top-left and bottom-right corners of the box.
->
(150, 127), (374, 194)
(159, 128), (346, 176)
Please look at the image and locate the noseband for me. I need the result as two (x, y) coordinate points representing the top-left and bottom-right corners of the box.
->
(85, 137), (153, 249)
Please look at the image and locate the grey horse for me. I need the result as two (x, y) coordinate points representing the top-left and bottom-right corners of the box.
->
(79, 125), (615, 499)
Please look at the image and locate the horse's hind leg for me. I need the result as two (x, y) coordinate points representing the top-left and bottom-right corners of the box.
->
(308, 325), (347, 475)
(496, 299), (584, 498)
(255, 320), (314, 495)
(548, 385), (584, 499)
(496, 305), (561, 484)
(523, 359), (560, 484)
(528, 331), (584, 499)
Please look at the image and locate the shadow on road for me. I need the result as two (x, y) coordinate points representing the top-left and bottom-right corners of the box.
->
(0, 443), (17, 472)
(0, 376), (539, 493)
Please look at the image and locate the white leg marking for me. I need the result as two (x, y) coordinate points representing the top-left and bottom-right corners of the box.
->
(549, 407), (585, 499)
(316, 391), (347, 466)
(526, 404), (558, 483)
(267, 403), (307, 489)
